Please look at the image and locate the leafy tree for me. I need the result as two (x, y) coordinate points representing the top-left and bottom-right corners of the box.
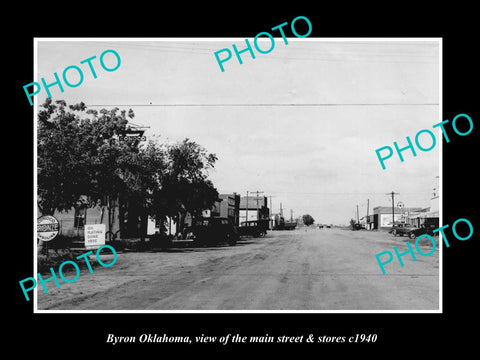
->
(37, 98), (164, 214)
(302, 214), (315, 226)
(37, 99), (167, 252)
(38, 99), (219, 245)
(349, 218), (357, 230)
(39, 99), (124, 214)
(154, 139), (219, 234)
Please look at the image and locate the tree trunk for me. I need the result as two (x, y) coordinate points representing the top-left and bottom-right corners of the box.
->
(177, 211), (186, 235)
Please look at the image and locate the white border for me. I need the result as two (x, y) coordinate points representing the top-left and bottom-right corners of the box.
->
(438, 38), (443, 313)
(33, 37), (442, 314)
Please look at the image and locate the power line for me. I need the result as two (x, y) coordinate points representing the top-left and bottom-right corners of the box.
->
(48, 41), (438, 64)
(248, 190), (264, 220)
(85, 103), (439, 107)
(254, 191), (432, 196)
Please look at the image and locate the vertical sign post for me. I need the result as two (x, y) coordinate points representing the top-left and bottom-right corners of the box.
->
(37, 215), (60, 261)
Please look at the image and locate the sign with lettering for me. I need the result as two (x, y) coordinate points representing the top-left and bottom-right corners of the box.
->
(85, 224), (106, 250)
(37, 215), (60, 242)
(380, 214), (402, 227)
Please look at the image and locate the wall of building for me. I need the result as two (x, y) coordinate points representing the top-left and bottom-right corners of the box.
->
(373, 206), (425, 230)
(239, 196), (269, 222)
(239, 210), (260, 223)
(47, 199), (121, 239)
(218, 194), (240, 226)
(40, 195), (149, 240)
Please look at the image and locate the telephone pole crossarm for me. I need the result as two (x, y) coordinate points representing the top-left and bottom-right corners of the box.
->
(248, 191), (265, 220)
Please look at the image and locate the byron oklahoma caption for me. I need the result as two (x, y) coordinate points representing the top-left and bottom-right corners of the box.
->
(106, 333), (377, 345)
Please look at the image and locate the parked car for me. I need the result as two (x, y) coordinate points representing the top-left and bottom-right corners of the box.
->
(189, 217), (239, 246)
(388, 223), (418, 237)
(407, 225), (436, 239)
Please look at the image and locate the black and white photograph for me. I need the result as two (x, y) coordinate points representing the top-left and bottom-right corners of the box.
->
(10, 6), (479, 355)
(32, 38), (441, 312)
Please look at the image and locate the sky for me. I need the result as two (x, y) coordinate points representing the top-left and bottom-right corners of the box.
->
(35, 38), (440, 225)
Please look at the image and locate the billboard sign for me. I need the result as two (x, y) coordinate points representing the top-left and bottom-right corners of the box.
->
(380, 214), (403, 227)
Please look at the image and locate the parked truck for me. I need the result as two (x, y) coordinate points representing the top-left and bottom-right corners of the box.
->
(237, 219), (269, 238)
(273, 214), (297, 230)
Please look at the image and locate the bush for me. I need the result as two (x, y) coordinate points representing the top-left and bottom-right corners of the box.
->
(146, 234), (173, 250)
(349, 218), (357, 230)
(40, 235), (74, 251)
(302, 214), (315, 226)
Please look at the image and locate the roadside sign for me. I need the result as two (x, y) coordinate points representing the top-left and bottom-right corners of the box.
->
(119, 135), (146, 142)
(37, 215), (59, 242)
(85, 224), (106, 250)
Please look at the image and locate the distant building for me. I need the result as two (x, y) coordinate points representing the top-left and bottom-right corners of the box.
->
(205, 193), (240, 226)
(368, 179), (440, 231)
(371, 206), (424, 230)
(406, 177), (440, 229)
(43, 193), (146, 241)
(239, 195), (269, 224)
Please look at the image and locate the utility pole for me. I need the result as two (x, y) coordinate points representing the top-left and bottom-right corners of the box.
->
(280, 202), (283, 218)
(356, 204), (360, 224)
(248, 190), (264, 220)
(246, 191), (249, 223)
(269, 196), (273, 229)
(366, 199), (369, 230)
(233, 192), (238, 226)
(386, 191), (400, 225)
(432, 175), (439, 198)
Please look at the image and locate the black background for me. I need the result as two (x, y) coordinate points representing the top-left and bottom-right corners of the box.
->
(9, 3), (478, 355)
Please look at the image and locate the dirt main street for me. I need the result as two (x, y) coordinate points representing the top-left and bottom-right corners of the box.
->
(36, 227), (439, 311)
